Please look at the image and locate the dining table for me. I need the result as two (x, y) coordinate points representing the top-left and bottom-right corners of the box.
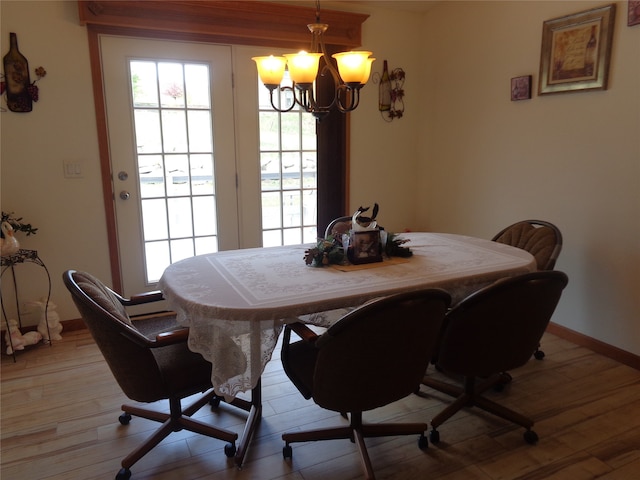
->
(158, 231), (536, 467)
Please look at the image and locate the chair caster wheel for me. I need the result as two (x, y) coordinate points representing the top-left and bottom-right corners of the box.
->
(494, 372), (512, 392)
(118, 413), (131, 425)
(429, 429), (440, 444)
(224, 443), (237, 457)
(534, 350), (545, 360)
(116, 468), (131, 480)
(524, 430), (539, 444)
(210, 396), (221, 409)
(418, 434), (428, 450)
(283, 444), (293, 459)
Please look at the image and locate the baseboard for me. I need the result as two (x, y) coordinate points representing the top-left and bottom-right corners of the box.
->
(60, 318), (86, 332)
(2, 318), (86, 334)
(547, 322), (640, 370)
(8, 318), (638, 371)
(5, 313), (173, 335)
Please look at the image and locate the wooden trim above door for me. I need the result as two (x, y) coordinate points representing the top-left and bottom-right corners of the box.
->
(78, 1), (368, 49)
(79, 1), (368, 292)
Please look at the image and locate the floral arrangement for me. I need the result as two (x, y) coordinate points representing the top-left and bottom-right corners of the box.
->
(384, 232), (413, 258)
(304, 205), (413, 267)
(1, 211), (38, 238)
(304, 231), (412, 267)
(304, 236), (345, 266)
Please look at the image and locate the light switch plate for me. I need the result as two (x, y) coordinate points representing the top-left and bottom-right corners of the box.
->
(63, 160), (83, 179)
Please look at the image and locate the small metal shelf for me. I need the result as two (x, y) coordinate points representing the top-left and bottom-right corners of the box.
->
(1, 249), (52, 361)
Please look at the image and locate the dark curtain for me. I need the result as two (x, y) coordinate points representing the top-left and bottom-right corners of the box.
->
(316, 48), (348, 237)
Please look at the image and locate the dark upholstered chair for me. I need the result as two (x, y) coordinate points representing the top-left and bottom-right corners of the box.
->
(324, 215), (352, 242)
(281, 289), (451, 480)
(492, 220), (563, 360)
(421, 271), (568, 445)
(492, 219), (562, 271)
(63, 270), (238, 480)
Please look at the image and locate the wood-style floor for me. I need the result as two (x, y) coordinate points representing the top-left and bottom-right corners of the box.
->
(2, 328), (639, 480)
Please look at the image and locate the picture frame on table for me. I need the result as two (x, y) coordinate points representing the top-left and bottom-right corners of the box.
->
(538, 4), (616, 95)
(629, 0), (640, 26)
(511, 75), (532, 101)
(348, 230), (382, 265)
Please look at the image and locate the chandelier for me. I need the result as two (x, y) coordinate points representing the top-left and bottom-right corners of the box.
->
(252, 1), (374, 120)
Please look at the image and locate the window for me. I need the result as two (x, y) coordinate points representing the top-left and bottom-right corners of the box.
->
(258, 73), (318, 247)
(130, 60), (219, 282)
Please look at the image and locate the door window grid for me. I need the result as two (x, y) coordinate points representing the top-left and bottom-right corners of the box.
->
(130, 60), (218, 283)
(258, 74), (317, 247)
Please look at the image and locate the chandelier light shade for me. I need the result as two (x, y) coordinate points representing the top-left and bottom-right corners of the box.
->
(252, 1), (374, 120)
(253, 55), (287, 85)
(284, 52), (323, 85)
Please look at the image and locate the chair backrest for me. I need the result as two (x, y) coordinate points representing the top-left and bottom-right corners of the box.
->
(437, 271), (568, 379)
(324, 216), (352, 240)
(62, 270), (167, 402)
(492, 220), (562, 270)
(311, 289), (451, 413)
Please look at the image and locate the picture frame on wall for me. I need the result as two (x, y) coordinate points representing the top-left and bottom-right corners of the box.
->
(538, 4), (616, 95)
(629, 0), (640, 26)
(511, 75), (532, 101)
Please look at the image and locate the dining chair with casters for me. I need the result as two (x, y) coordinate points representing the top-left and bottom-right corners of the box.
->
(325, 215), (352, 241)
(492, 219), (563, 360)
(421, 270), (568, 445)
(492, 219), (562, 271)
(280, 289), (452, 480)
(62, 270), (239, 480)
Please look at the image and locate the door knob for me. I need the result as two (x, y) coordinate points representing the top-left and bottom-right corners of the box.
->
(119, 191), (131, 200)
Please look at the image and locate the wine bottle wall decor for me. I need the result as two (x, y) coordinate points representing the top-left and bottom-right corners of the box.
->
(373, 60), (405, 122)
(3, 32), (32, 112)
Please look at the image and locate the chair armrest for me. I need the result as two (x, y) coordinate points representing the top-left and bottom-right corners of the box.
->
(153, 328), (190, 346)
(120, 325), (189, 348)
(288, 322), (319, 343)
(123, 290), (165, 306)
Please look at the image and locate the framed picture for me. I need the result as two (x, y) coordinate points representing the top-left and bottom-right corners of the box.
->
(347, 230), (382, 265)
(629, 1), (640, 26)
(538, 4), (616, 95)
(511, 75), (532, 101)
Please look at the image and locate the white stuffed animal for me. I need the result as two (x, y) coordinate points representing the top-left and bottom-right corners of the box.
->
(22, 330), (43, 347)
(32, 298), (63, 341)
(5, 319), (25, 355)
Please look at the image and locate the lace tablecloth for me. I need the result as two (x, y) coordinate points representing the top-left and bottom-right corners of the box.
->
(158, 232), (535, 399)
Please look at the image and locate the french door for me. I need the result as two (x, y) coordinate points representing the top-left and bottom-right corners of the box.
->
(101, 36), (243, 296)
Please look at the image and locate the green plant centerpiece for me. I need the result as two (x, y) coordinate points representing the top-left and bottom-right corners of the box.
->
(304, 204), (412, 267)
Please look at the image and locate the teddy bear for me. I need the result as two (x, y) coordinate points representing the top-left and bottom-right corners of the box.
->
(22, 330), (43, 347)
(32, 298), (63, 341)
(5, 318), (25, 355)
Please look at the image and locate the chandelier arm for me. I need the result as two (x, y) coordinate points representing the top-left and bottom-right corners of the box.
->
(269, 86), (297, 113)
(317, 39), (342, 87)
(335, 85), (361, 113)
(297, 86), (312, 111)
(308, 20), (343, 91)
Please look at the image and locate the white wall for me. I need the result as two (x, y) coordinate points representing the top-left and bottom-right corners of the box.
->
(414, 1), (640, 355)
(1, 1), (638, 357)
(1, 1), (111, 325)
